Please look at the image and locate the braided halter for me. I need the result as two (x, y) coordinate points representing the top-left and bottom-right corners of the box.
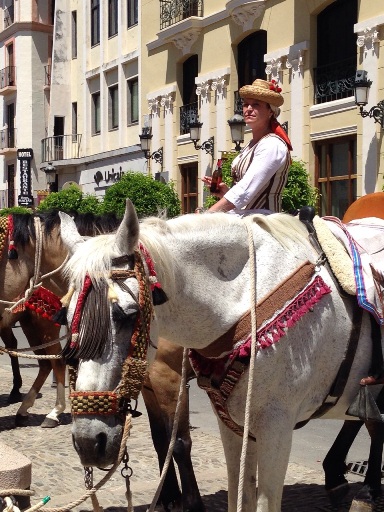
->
(68, 249), (154, 418)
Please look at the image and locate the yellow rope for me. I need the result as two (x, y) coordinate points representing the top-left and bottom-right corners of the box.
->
(236, 220), (258, 512)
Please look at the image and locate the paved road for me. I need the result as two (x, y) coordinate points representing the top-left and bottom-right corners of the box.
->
(0, 325), (381, 511)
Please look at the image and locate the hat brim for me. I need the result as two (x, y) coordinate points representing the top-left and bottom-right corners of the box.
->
(239, 85), (284, 107)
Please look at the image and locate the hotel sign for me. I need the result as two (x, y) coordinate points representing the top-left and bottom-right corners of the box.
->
(17, 148), (34, 207)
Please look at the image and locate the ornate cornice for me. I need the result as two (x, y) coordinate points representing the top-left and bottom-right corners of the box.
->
(226, 0), (266, 31)
(265, 41), (309, 80)
(167, 27), (202, 55)
(356, 26), (380, 51)
(160, 92), (176, 112)
(196, 80), (211, 98)
(265, 58), (284, 81)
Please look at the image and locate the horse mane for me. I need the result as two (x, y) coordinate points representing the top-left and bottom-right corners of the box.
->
(11, 211), (121, 248)
(252, 213), (311, 251)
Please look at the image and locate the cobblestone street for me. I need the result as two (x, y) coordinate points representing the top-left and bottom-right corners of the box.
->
(0, 358), (381, 511)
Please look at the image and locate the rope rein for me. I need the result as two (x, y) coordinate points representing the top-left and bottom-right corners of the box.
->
(236, 220), (258, 512)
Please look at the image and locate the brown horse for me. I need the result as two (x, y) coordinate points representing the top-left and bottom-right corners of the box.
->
(0, 211), (204, 512)
(322, 193), (384, 509)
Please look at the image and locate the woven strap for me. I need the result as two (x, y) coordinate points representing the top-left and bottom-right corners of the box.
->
(70, 391), (119, 416)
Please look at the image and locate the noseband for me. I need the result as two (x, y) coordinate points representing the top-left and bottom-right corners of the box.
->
(68, 249), (154, 419)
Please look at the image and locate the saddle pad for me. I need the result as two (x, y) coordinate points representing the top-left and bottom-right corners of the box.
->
(321, 215), (384, 325)
(312, 216), (356, 295)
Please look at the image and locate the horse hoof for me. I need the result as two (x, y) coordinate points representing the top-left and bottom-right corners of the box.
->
(40, 417), (60, 428)
(349, 499), (374, 512)
(15, 414), (29, 427)
(327, 482), (350, 507)
(8, 391), (23, 404)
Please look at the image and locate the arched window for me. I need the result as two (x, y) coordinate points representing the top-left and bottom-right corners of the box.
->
(314, 0), (357, 103)
(180, 55), (198, 134)
(237, 31), (267, 88)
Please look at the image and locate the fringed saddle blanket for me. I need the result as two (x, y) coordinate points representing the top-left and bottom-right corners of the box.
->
(190, 261), (331, 438)
(317, 215), (384, 325)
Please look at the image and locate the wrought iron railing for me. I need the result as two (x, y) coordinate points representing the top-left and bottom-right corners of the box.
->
(179, 101), (198, 135)
(0, 128), (16, 150)
(0, 66), (16, 89)
(4, 4), (14, 27)
(44, 65), (51, 86)
(314, 56), (356, 104)
(41, 134), (82, 162)
(160, 0), (203, 30)
(234, 91), (243, 115)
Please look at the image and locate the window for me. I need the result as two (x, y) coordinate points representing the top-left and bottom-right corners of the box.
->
(127, 0), (138, 27)
(127, 78), (138, 124)
(108, 0), (118, 37)
(109, 85), (119, 129)
(92, 92), (101, 134)
(238, 31), (267, 88)
(72, 10), (77, 58)
(91, 0), (100, 46)
(180, 55), (198, 134)
(181, 164), (198, 214)
(314, 0), (357, 103)
(72, 102), (78, 141)
(315, 137), (357, 218)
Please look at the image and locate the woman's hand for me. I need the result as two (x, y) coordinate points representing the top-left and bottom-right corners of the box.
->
(202, 176), (229, 198)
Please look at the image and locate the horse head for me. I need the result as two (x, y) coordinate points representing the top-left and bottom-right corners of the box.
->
(60, 200), (158, 467)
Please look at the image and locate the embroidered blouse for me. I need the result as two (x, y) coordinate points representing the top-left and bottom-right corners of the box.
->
(224, 134), (290, 212)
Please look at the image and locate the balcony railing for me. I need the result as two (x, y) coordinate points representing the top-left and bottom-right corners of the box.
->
(0, 66), (16, 89)
(41, 134), (82, 163)
(0, 128), (16, 150)
(314, 56), (356, 104)
(44, 65), (51, 87)
(160, 0), (203, 30)
(179, 101), (198, 135)
(234, 91), (243, 115)
(4, 4), (14, 28)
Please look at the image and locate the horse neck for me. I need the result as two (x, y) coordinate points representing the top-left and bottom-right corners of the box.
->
(152, 216), (314, 351)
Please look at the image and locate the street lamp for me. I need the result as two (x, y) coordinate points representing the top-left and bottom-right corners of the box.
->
(43, 162), (57, 192)
(189, 119), (214, 157)
(139, 127), (163, 167)
(227, 114), (246, 151)
(353, 69), (384, 128)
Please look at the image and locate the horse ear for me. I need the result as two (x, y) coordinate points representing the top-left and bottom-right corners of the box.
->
(115, 199), (139, 255)
(59, 211), (85, 255)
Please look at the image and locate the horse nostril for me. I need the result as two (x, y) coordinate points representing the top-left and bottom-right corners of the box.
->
(95, 432), (107, 457)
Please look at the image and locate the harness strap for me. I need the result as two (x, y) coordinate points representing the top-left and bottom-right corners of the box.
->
(195, 260), (315, 359)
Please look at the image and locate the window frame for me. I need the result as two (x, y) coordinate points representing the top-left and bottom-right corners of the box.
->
(127, 0), (138, 27)
(315, 136), (357, 218)
(91, 0), (100, 47)
(180, 164), (198, 214)
(127, 77), (138, 125)
(71, 10), (77, 58)
(109, 84), (119, 130)
(92, 91), (101, 135)
(108, 0), (118, 38)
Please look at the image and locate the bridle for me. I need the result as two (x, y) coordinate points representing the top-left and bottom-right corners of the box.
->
(68, 249), (154, 419)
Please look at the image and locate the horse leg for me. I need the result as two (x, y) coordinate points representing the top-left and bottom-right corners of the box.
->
(16, 312), (65, 428)
(218, 420), (257, 512)
(142, 383), (183, 512)
(255, 410), (295, 512)
(144, 340), (205, 512)
(323, 420), (363, 505)
(1, 327), (23, 403)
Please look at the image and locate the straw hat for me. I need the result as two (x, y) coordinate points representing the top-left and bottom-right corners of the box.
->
(239, 79), (284, 107)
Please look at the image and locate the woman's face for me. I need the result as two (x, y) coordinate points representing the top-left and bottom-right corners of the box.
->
(242, 97), (272, 131)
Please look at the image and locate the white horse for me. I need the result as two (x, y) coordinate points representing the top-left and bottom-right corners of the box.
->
(59, 199), (378, 512)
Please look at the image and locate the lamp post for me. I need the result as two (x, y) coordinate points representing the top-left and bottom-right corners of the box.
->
(227, 114), (246, 151)
(43, 162), (57, 192)
(189, 119), (214, 157)
(139, 127), (163, 168)
(353, 69), (384, 128)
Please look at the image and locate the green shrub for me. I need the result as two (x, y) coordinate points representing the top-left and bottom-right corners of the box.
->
(102, 172), (181, 218)
(0, 206), (32, 216)
(282, 159), (318, 212)
(37, 185), (103, 214)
